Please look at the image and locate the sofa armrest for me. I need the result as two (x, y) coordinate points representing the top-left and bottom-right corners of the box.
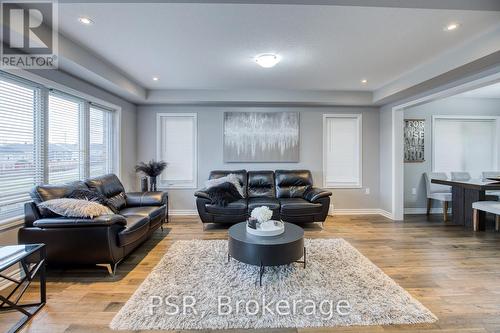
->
(194, 189), (211, 200)
(24, 202), (41, 227)
(125, 191), (167, 207)
(304, 187), (332, 203)
(33, 214), (127, 228)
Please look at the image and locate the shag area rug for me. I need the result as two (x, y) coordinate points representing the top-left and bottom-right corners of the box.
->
(110, 239), (436, 330)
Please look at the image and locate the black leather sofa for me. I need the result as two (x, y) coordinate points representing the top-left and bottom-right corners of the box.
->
(195, 170), (332, 228)
(18, 174), (168, 275)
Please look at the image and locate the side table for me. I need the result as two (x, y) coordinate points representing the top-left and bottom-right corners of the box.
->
(0, 244), (46, 333)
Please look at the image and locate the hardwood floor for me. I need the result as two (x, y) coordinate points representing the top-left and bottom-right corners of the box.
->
(3, 214), (500, 333)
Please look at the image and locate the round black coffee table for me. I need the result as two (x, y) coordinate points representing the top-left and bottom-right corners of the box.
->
(228, 222), (306, 286)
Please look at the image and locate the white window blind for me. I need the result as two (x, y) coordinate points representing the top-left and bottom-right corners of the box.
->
(323, 114), (362, 188)
(90, 105), (114, 177)
(433, 117), (498, 178)
(157, 113), (197, 188)
(0, 77), (40, 220)
(48, 93), (84, 184)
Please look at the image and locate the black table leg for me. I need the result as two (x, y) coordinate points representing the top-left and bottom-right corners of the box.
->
(259, 262), (264, 287)
(464, 189), (486, 230)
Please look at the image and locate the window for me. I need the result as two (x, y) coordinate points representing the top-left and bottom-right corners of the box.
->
(0, 78), (40, 220)
(433, 116), (498, 178)
(157, 113), (197, 188)
(0, 72), (118, 221)
(90, 105), (115, 177)
(323, 114), (362, 188)
(48, 93), (84, 183)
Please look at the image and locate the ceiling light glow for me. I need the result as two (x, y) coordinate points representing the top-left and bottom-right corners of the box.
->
(361, 79), (368, 84)
(78, 17), (93, 25)
(254, 54), (281, 68)
(152, 77), (159, 81)
(445, 23), (459, 31)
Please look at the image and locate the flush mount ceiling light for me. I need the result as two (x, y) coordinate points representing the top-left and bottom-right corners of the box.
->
(78, 17), (93, 25)
(361, 79), (368, 84)
(254, 54), (281, 68)
(152, 77), (159, 81)
(444, 23), (460, 31)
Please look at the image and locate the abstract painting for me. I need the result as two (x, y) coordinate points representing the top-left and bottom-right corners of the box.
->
(223, 112), (299, 162)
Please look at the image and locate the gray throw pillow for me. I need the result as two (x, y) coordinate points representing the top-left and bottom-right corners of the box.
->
(37, 198), (113, 218)
(107, 192), (126, 213)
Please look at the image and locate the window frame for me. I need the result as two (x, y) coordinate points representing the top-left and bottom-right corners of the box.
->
(0, 71), (121, 225)
(156, 113), (198, 189)
(431, 115), (500, 175)
(322, 113), (363, 189)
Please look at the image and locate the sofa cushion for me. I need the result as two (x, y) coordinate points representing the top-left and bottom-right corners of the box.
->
(30, 181), (89, 217)
(30, 181), (89, 203)
(279, 197), (323, 216)
(248, 171), (275, 198)
(206, 199), (247, 215)
(209, 170), (247, 197)
(275, 170), (313, 198)
(118, 215), (150, 246)
(247, 197), (280, 220)
(119, 206), (165, 220)
(86, 174), (125, 198)
(247, 197), (280, 211)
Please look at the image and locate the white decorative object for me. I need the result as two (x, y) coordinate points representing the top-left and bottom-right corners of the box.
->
(246, 220), (285, 237)
(250, 206), (273, 223)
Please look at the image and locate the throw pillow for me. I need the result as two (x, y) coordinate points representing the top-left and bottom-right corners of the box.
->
(107, 192), (126, 214)
(206, 173), (245, 198)
(205, 182), (242, 206)
(66, 189), (108, 205)
(37, 198), (113, 218)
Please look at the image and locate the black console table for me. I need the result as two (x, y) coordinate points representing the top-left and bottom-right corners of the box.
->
(0, 244), (46, 333)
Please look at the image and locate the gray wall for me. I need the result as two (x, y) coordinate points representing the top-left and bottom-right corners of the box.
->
(404, 97), (500, 209)
(137, 105), (380, 212)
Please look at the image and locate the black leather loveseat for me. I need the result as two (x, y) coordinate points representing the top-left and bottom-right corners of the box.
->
(195, 170), (332, 227)
(18, 174), (168, 275)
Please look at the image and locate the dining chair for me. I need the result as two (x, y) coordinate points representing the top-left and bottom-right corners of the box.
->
(482, 171), (500, 200)
(451, 172), (471, 182)
(424, 172), (452, 221)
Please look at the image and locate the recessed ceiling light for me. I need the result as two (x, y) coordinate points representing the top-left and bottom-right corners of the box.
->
(78, 17), (93, 25)
(152, 77), (159, 81)
(361, 79), (368, 84)
(444, 23), (459, 31)
(254, 54), (281, 68)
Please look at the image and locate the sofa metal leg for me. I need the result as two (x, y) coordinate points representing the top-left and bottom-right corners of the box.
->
(98, 261), (120, 276)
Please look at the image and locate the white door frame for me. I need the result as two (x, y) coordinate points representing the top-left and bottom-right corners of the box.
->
(390, 72), (500, 220)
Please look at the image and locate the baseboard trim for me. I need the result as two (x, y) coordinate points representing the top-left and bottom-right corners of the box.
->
(404, 208), (451, 214)
(329, 205), (393, 219)
(0, 267), (21, 291)
(169, 209), (198, 216)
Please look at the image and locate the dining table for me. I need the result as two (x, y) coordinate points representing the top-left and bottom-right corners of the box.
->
(431, 178), (500, 230)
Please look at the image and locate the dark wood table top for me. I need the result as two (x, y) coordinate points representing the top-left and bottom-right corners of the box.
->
(432, 178), (500, 190)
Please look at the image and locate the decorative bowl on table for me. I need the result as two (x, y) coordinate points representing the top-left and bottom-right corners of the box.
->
(246, 220), (285, 237)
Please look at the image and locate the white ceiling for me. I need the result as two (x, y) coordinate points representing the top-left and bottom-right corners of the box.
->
(58, 3), (500, 93)
(457, 82), (500, 98)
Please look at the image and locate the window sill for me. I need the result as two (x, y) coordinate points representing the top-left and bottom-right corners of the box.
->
(0, 215), (24, 231)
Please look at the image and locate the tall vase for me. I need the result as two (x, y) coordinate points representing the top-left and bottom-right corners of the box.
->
(140, 177), (148, 192)
(149, 176), (157, 191)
